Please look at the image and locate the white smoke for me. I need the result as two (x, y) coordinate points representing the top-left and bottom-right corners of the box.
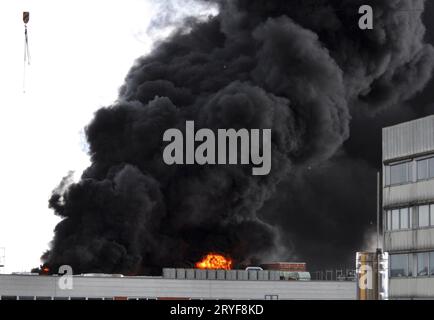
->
(147, 0), (218, 42)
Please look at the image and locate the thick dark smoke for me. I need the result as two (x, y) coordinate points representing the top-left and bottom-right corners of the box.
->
(42, 0), (434, 275)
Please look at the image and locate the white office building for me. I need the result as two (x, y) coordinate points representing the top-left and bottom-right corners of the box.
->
(383, 115), (434, 299)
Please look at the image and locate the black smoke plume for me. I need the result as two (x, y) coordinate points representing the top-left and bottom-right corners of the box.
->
(42, 0), (434, 275)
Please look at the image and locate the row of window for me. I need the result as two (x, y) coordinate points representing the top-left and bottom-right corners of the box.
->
(385, 204), (434, 231)
(384, 155), (434, 186)
(390, 252), (434, 278)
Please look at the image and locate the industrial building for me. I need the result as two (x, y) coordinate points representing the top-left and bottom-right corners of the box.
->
(382, 115), (434, 299)
(0, 271), (356, 300)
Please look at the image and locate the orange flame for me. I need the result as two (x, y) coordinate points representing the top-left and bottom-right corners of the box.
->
(195, 253), (232, 270)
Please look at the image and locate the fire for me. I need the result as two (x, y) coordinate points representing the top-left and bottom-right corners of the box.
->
(39, 264), (50, 275)
(195, 253), (232, 270)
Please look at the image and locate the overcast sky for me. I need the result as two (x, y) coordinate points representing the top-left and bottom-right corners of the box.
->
(0, 0), (216, 273)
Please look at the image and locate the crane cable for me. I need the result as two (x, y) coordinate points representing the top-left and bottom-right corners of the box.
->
(24, 25), (30, 65)
(23, 12), (30, 93)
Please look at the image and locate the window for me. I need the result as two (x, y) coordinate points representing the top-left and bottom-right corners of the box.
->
(418, 205), (430, 227)
(417, 159), (429, 180)
(408, 254), (413, 277)
(385, 166), (390, 186)
(390, 254), (408, 277)
(387, 204), (434, 231)
(409, 208), (413, 228)
(416, 157), (434, 181)
(400, 208), (409, 229)
(430, 158), (434, 178)
(385, 155), (434, 186)
(417, 252), (429, 277)
(388, 162), (412, 185)
(430, 252), (434, 277)
(392, 209), (400, 230)
(431, 205), (434, 227)
(387, 207), (411, 231)
(386, 211), (392, 231)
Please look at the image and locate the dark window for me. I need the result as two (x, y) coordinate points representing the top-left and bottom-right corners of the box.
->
(417, 252), (429, 277)
(53, 297), (69, 300)
(408, 254), (413, 277)
(390, 254), (408, 277)
(18, 296), (35, 300)
(35, 296), (52, 300)
(1, 296), (17, 300)
(70, 297), (86, 300)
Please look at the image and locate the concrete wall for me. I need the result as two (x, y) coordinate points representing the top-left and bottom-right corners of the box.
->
(384, 228), (434, 252)
(383, 115), (434, 162)
(383, 179), (434, 207)
(389, 278), (434, 299)
(0, 275), (356, 300)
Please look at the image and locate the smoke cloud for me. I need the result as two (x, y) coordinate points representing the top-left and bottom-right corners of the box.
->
(42, 0), (434, 275)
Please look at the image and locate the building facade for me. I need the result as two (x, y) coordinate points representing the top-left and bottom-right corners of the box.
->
(383, 115), (434, 299)
(0, 273), (356, 300)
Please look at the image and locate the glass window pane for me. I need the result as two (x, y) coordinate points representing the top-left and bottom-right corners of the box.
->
(400, 208), (409, 229)
(417, 252), (429, 276)
(387, 211), (392, 231)
(408, 162), (413, 182)
(383, 210), (389, 231)
(431, 205), (434, 227)
(409, 208), (413, 229)
(429, 158), (434, 178)
(392, 209), (400, 230)
(408, 254), (413, 277)
(385, 166), (390, 186)
(391, 163), (408, 185)
(418, 205), (430, 227)
(417, 159), (428, 180)
(430, 252), (434, 276)
(390, 254), (408, 277)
